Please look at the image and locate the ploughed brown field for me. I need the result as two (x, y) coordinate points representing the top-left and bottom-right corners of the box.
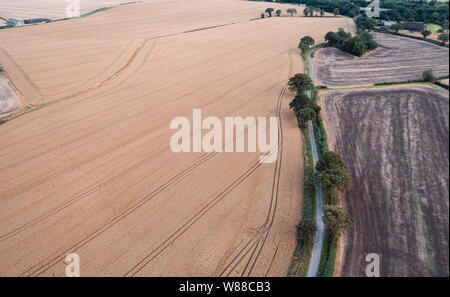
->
(314, 32), (449, 87)
(0, 0), (354, 276)
(320, 85), (449, 277)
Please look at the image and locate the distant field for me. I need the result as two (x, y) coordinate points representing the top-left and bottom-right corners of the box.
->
(314, 32), (449, 87)
(320, 85), (449, 276)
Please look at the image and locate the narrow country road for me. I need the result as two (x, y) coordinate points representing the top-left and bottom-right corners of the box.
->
(306, 48), (325, 277)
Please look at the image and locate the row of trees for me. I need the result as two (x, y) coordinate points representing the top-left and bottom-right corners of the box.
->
(277, 0), (449, 27)
(302, 7), (327, 17)
(261, 8), (298, 18)
(325, 28), (378, 57)
(288, 66), (354, 243)
(298, 150), (354, 242)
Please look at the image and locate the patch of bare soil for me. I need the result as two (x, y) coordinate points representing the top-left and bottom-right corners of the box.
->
(0, 75), (21, 120)
(314, 32), (449, 87)
(320, 85), (449, 277)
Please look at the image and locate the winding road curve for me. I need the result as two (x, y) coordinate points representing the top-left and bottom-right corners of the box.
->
(306, 48), (325, 277)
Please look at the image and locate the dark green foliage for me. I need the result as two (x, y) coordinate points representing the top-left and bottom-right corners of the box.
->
(390, 23), (404, 33)
(438, 32), (449, 44)
(315, 151), (353, 192)
(421, 29), (432, 39)
(423, 69), (436, 82)
(299, 35), (315, 53)
(297, 219), (317, 243)
(317, 235), (338, 277)
(288, 73), (313, 93)
(341, 36), (368, 57)
(275, 0), (449, 28)
(333, 8), (339, 17)
(265, 8), (274, 17)
(287, 8), (297, 16)
(289, 93), (314, 113)
(303, 7), (309, 17)
(355, 16), (377, 31)
(276, 9), (282, 17)
(299, 108), (316, 126)
(325, 29), (378, 57)
(323, 205), (354, 241)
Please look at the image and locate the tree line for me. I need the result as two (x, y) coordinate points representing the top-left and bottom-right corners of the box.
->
(261, 7), (298, 18)
(287, 52), (354, 244)
(276, 0), (449, 27)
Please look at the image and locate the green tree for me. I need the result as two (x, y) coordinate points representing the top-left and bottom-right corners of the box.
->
(287, 8), (297, 17)
(320, 9), (325, 17)
(421, 29), (432, 39)
(315, 151), (353, 191)
(342, 36), (368, 57)
(333, 8), (340, 17)
(299, 35), (315, 53)
(265, 8), (274, 17)
(303, 7), (309, 17)
(275, 9), (282, 17)
(443, 20), (449, 30)
(289, 93), (314, 114)
(323, 205), (354, 241)
(0, 64), (3, 72)
(423, 69), (436, 82)
(288, 74), (313, 93)
(355, 16), (377, 31)
(261, 13), (265, 19)
(348, 9), (356, 18)
(324, 31), (340, 47)
(438, 32), (449, 44)
(299, 108), (316, 126)
(296, 219), (317, 243)
(390, 23), (404, 33)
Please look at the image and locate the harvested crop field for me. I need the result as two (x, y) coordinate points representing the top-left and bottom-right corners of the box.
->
(0, 0), (354, 276)
(314, 32), (449, 87)
(320, 85), (449, 277)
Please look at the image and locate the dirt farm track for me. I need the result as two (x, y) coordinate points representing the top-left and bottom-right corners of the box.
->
(0, 0), (355, 276)
(320, 85), (449, 277)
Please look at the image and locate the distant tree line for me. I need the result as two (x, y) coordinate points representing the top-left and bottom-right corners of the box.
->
(261, 7), (298, 18)
(276, 0), (449, 27)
